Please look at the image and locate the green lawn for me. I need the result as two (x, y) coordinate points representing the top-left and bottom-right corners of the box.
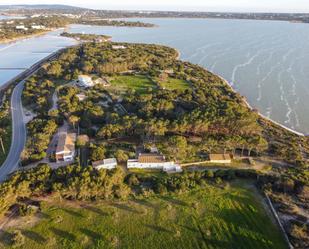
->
(110, 75), (156, 95)
(0, 181), (287, 249)
(157, 77), (191, 91)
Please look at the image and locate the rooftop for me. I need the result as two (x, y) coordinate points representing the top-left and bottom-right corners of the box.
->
(209, 154), (232, 161)
(92, 158), (117, 167)
(56, 132), (76, 154)
(138, 153), (166, 163)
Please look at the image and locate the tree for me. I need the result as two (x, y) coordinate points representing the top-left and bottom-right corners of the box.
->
(0, 128), (6, 153)
(167, 136), (188, 160)
(90, 145), (106, 161)
(47, 61), (62, 78)
(11, 230), (25, 248)
(115, 150), (129, 163)
(69, 115), (80, 129)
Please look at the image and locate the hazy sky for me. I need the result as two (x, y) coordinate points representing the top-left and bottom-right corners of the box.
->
(1, 0), (309, 12)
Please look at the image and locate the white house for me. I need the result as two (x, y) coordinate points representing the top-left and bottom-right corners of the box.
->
(93, 158), (117, 170)
(55, 132), (76, 162)
(77, 75), (94, 88)
(127, 153), (182, 172)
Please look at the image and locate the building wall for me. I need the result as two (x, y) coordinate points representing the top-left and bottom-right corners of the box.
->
(95, 163), (117, 170)
(209, 160), (231, 164)
(127, 161), (175, 169)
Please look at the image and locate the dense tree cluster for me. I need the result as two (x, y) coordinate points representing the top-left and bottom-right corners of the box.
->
(0, 163), (258, 217)
(21, 41), (309, 164)
(60, 32), (111, 41)
(21, 118), (58, 164)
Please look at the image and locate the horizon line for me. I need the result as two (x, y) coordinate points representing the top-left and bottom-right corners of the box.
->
(0, 4), (309, 14)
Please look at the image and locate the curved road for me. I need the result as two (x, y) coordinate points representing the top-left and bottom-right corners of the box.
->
(0, 50), (64, 182)
(0, 81), (26, 182)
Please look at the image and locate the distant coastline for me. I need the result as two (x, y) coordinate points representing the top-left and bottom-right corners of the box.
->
(0, 28), (59, 45)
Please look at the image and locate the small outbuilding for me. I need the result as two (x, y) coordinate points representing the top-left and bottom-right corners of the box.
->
(76, 93), (87, 101)
(209, 154), (232, 164)
(77, 75), (94, 88)
(93, 158), (117, 170)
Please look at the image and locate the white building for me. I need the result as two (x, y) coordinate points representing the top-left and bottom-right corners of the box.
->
(112, 45), (126, 50)
(76, 93), (87, 101)
(55, 132), (76, 162)
(127, 153), (182, 172)
(31, 25), (46, 30)
(93, 158), (117, 170)
(15, 25), (28, 31)
(77, 75), (94, 88)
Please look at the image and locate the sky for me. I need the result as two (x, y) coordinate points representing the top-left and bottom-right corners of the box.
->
(1, 0), (309, 13)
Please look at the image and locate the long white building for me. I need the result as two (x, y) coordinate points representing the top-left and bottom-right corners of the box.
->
(127, 153), (182, 172)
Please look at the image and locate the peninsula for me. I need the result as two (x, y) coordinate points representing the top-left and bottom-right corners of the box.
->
(0, 35), (307, 248)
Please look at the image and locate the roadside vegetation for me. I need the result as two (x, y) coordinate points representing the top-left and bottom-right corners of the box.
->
(0, 88), (12, 165)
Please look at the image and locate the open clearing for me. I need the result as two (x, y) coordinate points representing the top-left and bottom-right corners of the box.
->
(158, 77), (191, 91)
(110, 75), (156, 94)
(0, 181), (287, 249)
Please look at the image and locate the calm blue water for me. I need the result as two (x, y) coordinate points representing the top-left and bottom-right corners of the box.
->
(1, 18), (309, 134)
(0, 29), (77, 86)
(68, 19), (309, 134)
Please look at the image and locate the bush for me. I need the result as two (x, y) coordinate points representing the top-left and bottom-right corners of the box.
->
(204, 170), (214, 178)
(115, 150), (129, 163)
(11, 230), (25, 248)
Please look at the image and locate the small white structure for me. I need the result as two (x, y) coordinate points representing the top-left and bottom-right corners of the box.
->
(31, 25), (45, 29)
(76, 93), (87, 101)
(55, 132), (76, 162)
(127, 153), (182, 172)
(16, 25), (28, 31)
(77, 75), (94, 88)
(209, 154), (232, 164)
(112, 45), (126, 50)
(93, 158), (117, 170)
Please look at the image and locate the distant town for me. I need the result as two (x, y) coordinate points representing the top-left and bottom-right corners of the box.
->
(1, 4), (309, 24)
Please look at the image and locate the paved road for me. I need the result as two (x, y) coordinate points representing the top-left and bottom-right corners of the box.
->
(0, 80), (26, 182)
(0, 49), (66, 182)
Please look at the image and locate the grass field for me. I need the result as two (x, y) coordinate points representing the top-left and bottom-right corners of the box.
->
(110, 75), (156, 95)
(0, 181), (287, 249)
(157, 77), (191, 91)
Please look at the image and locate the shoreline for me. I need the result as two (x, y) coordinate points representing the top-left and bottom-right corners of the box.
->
(215, 73), (305, 137)
(1, 30), (305, 137)
(0, 27), (64, 46)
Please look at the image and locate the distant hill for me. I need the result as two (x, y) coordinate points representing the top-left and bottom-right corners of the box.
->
(0, 4), (87, 10)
